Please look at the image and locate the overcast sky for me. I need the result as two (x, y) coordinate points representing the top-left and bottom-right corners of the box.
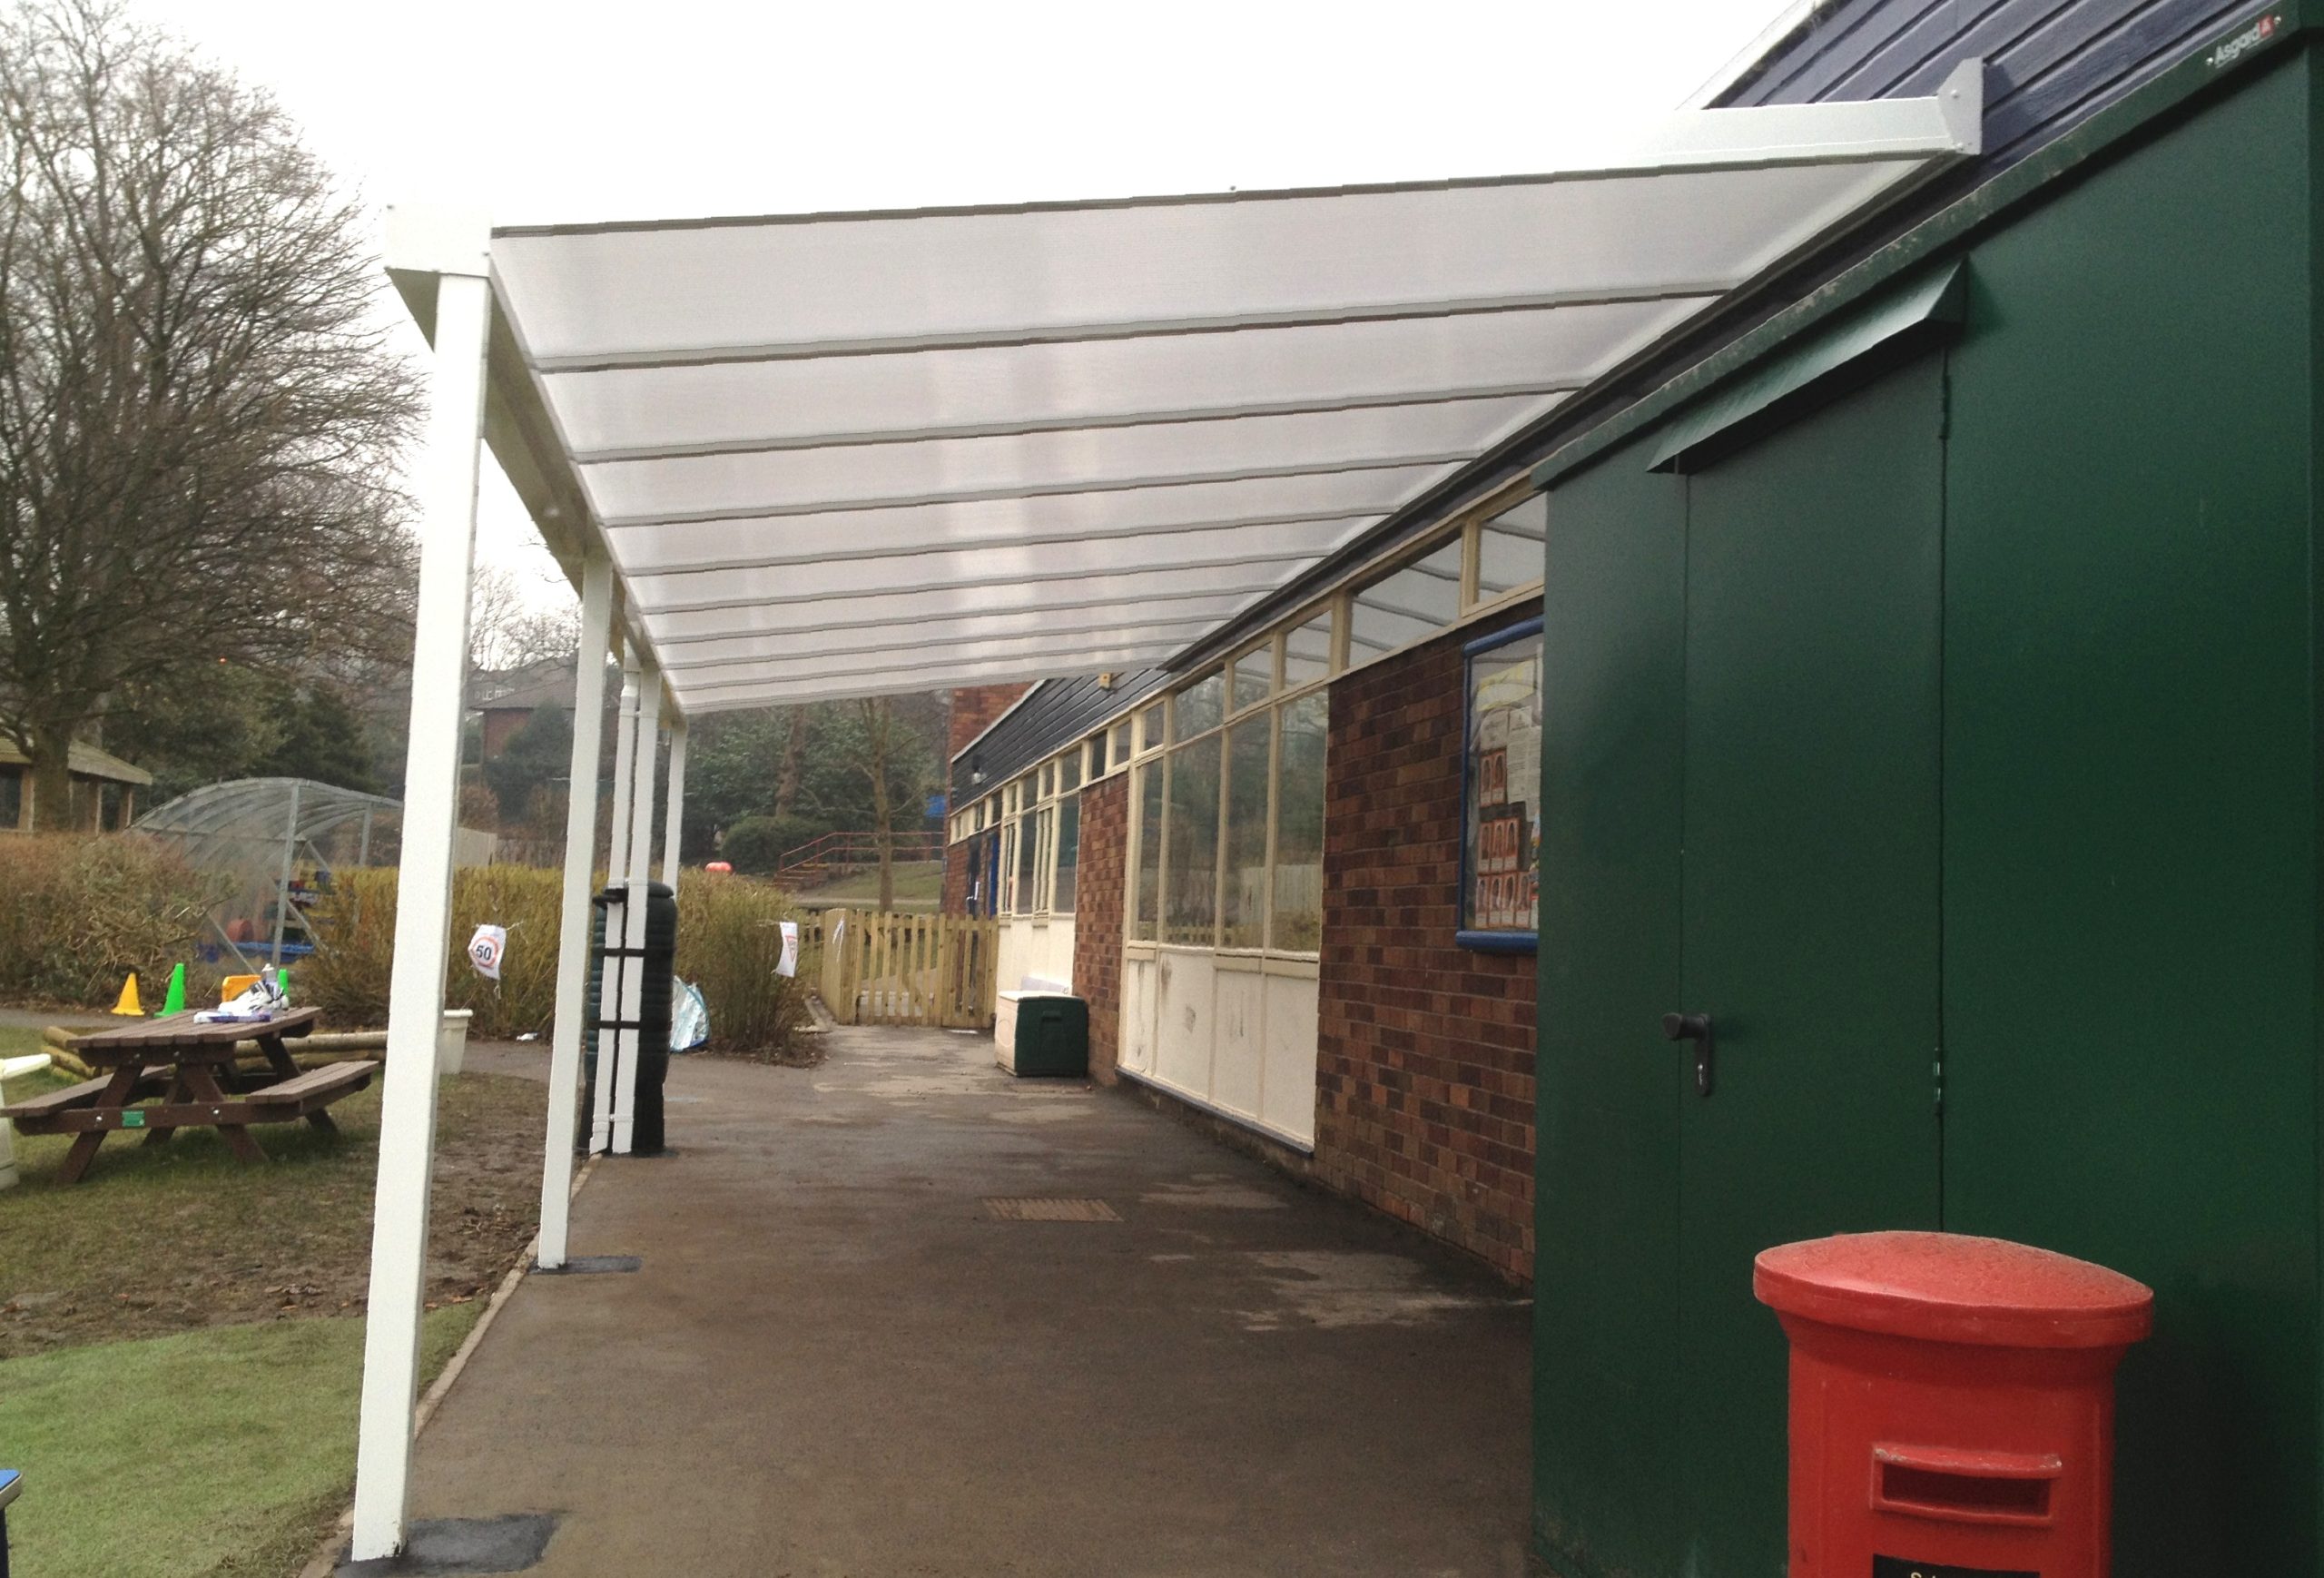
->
(143, 0), (1791, 607)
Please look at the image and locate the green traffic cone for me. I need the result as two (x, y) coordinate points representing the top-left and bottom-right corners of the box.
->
(159, 962), (187, 1017)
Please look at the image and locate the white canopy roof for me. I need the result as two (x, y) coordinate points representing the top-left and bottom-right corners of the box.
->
(406, 64), (1981, 715)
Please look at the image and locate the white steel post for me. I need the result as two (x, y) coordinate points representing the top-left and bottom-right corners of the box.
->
(591, 660), (641, 1154)
(270, 780), (302, 966)
(350, 261), (491, 1564)
(538, 554), (613, 1269)
(658, 719), (688, 886)
(609, 674), (661, 1154)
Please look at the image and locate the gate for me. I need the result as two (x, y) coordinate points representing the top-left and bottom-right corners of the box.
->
(815, 909), (999, 1029)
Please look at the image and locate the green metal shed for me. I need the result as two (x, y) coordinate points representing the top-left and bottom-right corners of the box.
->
(1532, 14), (2324, 1574)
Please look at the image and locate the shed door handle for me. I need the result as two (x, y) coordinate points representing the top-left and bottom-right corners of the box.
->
(1661, 1012), (1714, 1098)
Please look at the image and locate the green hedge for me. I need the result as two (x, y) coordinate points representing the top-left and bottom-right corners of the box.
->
(300, 865), (810, 1053)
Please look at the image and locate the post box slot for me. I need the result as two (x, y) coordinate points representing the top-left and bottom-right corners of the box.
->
(1872, 1445), (2061, 1527)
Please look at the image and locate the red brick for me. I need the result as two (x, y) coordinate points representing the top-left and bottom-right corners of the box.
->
(1312, 609), (1541, 1288)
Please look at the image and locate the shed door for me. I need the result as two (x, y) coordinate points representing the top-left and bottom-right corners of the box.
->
(1673, 354), (1945, 1571)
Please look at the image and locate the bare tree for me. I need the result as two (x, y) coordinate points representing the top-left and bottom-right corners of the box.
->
(856, 695), (897, 910)
(0, 0), (418, 825)
(773, 704), (805, 819)
(468, 562), (579, 673)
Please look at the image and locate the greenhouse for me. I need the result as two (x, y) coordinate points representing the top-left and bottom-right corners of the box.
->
(133, 777), (493, 967)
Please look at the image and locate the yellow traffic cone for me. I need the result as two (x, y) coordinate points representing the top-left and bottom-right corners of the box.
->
(111, 971), (143, 1016)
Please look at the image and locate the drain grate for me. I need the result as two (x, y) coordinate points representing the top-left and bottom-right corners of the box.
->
(985, 1197), (1119, 1222)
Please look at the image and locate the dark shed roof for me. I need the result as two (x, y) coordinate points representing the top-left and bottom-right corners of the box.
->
(950, 667), (1173, 808)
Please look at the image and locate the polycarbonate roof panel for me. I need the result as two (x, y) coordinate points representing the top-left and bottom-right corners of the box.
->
(478, 72), (1980, 711)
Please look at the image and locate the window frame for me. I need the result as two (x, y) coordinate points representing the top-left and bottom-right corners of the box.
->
(1455, 616), (1544, 955)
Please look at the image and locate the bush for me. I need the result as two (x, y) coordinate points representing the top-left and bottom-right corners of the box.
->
(300, 865), (563, 1040)
(718, 814), (825, 874)
(0, 835), (230, 1007)
(675, 872), (812, 1054)
(300, 865), (808, 1055)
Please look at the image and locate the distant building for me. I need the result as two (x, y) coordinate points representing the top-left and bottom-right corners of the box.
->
(470, 657), (576, 759)
(0, 739), (153, 832)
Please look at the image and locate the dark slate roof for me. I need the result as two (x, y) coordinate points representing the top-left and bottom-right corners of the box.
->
(1712, 0), (2256, 148)
(1169, 0), (2270, 672)
(950, 667), (1172, 808)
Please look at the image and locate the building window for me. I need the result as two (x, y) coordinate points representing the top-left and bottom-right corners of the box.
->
(1013, 808), (1040, 916)
(1460, 618), (1543, 951)
(1163, 731), (1222, 945)
(0, 768), (20, 831)
(1230, 643), (1273, 714)
(1124, 618), (1331, 957)
(1349, 538), (1462, 664)
(1172, 669), (1224, 741)
(1132, 760), (1164, 942)
(1053, 794), (1080, 915)
(1272, 692), (1326, 951)
(1472, 493), (1547, 607)
(1220, 715), (1270, 947)
(1283, 606), (1334, 686)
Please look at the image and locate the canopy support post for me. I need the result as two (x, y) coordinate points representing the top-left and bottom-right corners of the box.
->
(539, 554), (613, 1268)
(590, 658), (642, 1154)
(609, 673), (661, 1155)
(270, 780), (301, 966)
(350, 257), (490, 1565)
(659, 719), (687, 886)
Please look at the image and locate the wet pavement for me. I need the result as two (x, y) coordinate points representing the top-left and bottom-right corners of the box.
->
(388, 1024), (1533, 1577)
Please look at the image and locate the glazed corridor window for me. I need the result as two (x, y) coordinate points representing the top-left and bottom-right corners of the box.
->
(1272, 692), (1326, 950)
(1127, 609), (1333, 955)
(997, 753), (1083, 918)
(1461, 620), (1543, 947)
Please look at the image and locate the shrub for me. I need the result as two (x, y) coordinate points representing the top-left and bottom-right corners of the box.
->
(674, 872), (811, 1055)
(0, 835), (230, 1007)
(300, 865), (563, 1040)
(300, 865), (807, 1055)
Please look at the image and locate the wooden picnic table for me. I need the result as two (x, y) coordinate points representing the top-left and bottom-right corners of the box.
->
(0, 1007), (378, 1184)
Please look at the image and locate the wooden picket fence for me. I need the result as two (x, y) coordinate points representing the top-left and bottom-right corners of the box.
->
(815, 908), (998, 1029)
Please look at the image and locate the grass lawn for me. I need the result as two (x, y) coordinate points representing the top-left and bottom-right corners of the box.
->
(0, 1021), (551, 1574)
(0, 1305), (481, 1578)
(793, 860), (943, 910)
(1, 1026), (546, 1356)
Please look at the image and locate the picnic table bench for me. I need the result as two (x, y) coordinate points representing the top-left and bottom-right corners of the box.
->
(0, 1007), (378, 1184)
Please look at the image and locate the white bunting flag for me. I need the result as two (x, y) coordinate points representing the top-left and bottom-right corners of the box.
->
(467, 923), (507, 981)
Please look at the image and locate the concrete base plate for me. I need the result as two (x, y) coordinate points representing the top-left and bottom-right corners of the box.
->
(529, 1255), (639, 1276)
(335, 1514), (558, 1575)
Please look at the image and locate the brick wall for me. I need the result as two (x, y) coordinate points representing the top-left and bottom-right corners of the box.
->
(1313, 610), (1540, 1286)
(942, 839), (973, 917)
(1070, 773), (1128, 1080)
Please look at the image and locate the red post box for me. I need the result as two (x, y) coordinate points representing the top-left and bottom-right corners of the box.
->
(1754, 1231), (2152, 1578)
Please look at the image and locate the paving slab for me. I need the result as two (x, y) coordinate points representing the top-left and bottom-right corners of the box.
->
(404, 1024), (1533, 1577)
